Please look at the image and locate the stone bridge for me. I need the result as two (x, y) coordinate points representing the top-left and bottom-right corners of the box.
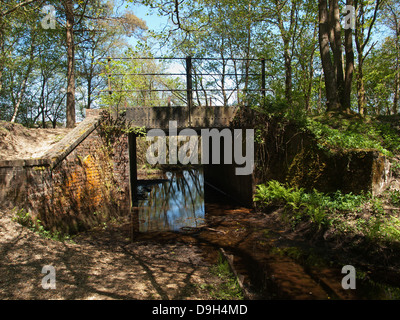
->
(107, 106), (254, 207)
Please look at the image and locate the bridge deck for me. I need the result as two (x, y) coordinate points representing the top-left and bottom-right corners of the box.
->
(122, 106), (240, 130)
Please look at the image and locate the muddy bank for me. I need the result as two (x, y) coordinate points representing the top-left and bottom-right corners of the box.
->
(247, 208), (400, 299)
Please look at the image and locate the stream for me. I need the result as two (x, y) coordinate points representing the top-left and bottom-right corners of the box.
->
(122, 167), (400, 300)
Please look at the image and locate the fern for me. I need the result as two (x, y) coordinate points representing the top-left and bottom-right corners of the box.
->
(254, 181), (369, 230)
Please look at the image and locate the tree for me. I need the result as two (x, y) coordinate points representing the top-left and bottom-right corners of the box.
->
(0, 1), (43, 89)
(54, 0), (147, 127)
(260, 0), (319, 108)
(0, 2), (49, 123)
(0, 0), (147, 126)
(364, 38), (397, 115)
(354, 0), (382, 115)
(102, 47), (186, 109)
(1, 4), (69, 126)
(318, 0), (354, 113)
(35, 28), (67, 128)
(75, 1), (147, 115)
(0, 0), (45, 110)
(137, 0), (326, 111)
(62, 0), (75, 128)
(10, 30), (37, 123)
(135, 0), (260, 106)
(381, 0), (400, 114)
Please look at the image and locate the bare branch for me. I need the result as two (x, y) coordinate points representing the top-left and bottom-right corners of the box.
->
(362, 0), (382, 52)
(2, 0), (42, 16)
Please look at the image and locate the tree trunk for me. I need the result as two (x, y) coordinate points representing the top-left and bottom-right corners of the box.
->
(40, 74), (48, 128)
(0, 17), (4, 94)
(394, 65), (399, 115)
(318, 72), (323, 113)
(393, 23), (400, 115)
(243, 2), (252, 95)
(87, 66), (93, 110)
(329, 0), (345, 102)
(276, 0), (294, 105)
(357, 53), (366, 115)
(283, 44), (293, 104)
(355, 2), (366, 115)
(10, 78), (28, 123)
(319, 0), (340, 111)
(305, 60), (314, 112)
(10, 33), (36, 123)
(343, 0), (354, 112)
(65, 0), (76, 128)
(86, 51), (95, 110)
(354, 0), (381, 115)
(305, 26), (318, 113)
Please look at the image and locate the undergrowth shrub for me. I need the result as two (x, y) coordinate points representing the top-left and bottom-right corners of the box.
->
(250, 98), (400, 157)
(12, 208), (72, 242)
(254, 180), (400, 244)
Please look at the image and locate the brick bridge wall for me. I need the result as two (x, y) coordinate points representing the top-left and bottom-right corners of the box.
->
(0, 115), (130, 234)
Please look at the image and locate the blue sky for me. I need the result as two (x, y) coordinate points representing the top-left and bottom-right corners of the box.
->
(130, 3), (168, 34)
(125, 3), (172, 55)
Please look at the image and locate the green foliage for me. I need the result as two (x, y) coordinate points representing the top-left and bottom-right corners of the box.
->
(302, 117), (400, 156)
(252, 98), (400, 158)
(255, 107), (400, 156)
(251, 96), (308, 123)
(389, 189), (400, 206)
(254, 180), (368, 229)
(363, 36), (398, 115)
(100, 48), (186, 109)
(254, 180), (400, 244)
(12, 207), (34, 228)
(0, 1), (147, 126)
(375, 122), (400, 154)
(208, 253), (244, 300)
(255, 181), (331, 228)
(98, 109), (146, 148)
(12, 208), (72, 242)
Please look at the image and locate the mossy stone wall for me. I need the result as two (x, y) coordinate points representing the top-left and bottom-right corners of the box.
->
(252, 117), (390, 195)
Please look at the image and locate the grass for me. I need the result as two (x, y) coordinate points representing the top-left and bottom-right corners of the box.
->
(389, 189), (400, 206)
(53, 134), (65, 143)
(270, 246), (330, 270)
(254, 98), (400, 157)
(200, 253), (244, 300)
(302, 117), (400, 157)
(12, 207), (73, 242)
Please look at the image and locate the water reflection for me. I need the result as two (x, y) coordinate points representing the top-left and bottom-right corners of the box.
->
(134, 169), (205, 232)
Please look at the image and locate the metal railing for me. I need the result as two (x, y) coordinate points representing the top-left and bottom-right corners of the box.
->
(100, 56), (267, 122)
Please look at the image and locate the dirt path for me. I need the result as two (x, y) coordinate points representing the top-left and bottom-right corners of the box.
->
(0, 210), (225, 300)
(0, 122), (70, 160)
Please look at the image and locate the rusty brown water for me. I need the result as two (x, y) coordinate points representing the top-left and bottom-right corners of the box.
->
(126, 168), (400, 300)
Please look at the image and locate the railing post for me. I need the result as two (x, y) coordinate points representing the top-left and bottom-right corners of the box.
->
(107, 57), (112, 96)
(128, 132), (138, 206)
(261, 58), (266, 99)
(186, 56), (193, 127)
